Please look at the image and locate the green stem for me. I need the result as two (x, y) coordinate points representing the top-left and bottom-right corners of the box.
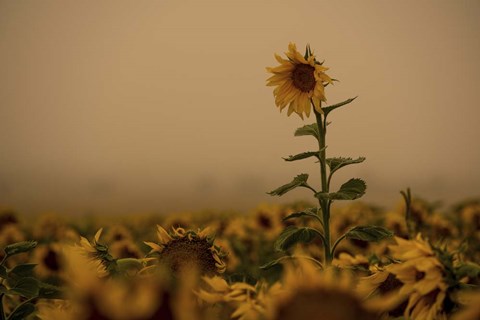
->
(314, 106), (332, 266)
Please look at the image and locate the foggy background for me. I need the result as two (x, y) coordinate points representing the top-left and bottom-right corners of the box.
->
(1, 0), (479, 215)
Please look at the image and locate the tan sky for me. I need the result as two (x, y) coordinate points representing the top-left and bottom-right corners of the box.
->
(1, 0), (479, 215)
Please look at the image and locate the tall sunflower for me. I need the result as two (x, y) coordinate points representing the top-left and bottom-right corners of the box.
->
(266, 42), (333, 119)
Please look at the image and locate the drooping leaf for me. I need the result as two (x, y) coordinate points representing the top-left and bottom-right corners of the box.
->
(283, 208), (320, 221)
(4, 241), (37, 257)
(326, 157), (366, 175)
(274, 226), (324, 252)
(322, 97), (357, 116)
(345, 225), (393, 242)
(316, 178), (366, 201)
(7, 302), (36, 320)
(283, 151), (320, 162)
(268, 174), (311, 196)
(9, 277), (39, 298)
(294, 123), (320, 140)
(9, 263), (37, 278)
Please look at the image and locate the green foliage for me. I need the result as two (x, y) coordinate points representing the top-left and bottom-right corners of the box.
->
(9, 277), (39, 299)
(316, 178), (366, 200)
(7, 303), (35, 320)
(274, 226), (324, 252)
(283, 151), (320, 162)
(4, 241), (37, 258)
(38, 282), (63, 299)
(345, 225), (393, 242)
(282, 208), (320, 222)
(0, 266), (6, 279)
(294, 123), (320, 140)
(9, 264), (37, 278)
(455, 262), (480, 279)
(326, 157), (365, 175)
(268, 174), (312, 196)
(259, 256), (289, 270)
(321, 97), (357, 116)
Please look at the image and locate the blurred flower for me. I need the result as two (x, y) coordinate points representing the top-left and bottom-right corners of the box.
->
(266, 42), (332, 118)
(387, 234), (448, 320)
(264, 257), (377, 320)
(145, 226), (226, 275)
(33, 242), (65, 280)
(74, 228), (111, 277)
(451, 290), (480, 320)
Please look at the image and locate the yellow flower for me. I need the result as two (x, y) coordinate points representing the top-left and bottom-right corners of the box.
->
(144, 225), (226, 275)
(74, 228), (109, 277)
(32, 242), (65, 280)
(387, 234), (448, 320)
(266, 42), (333, 119)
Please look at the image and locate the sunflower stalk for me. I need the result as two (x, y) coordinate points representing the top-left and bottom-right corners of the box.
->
(314, 107), (332, 266)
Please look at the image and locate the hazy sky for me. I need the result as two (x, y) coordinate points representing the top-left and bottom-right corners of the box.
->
(1, 0), (479, 215)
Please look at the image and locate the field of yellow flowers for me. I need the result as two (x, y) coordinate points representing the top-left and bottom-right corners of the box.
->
(0, 197), (479, 320)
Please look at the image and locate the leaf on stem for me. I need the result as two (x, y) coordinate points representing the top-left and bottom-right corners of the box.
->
(4, 241), (37, 258)
(9, 277), (39, 298)
(9, 264), (37, 278)
(315, 178), (367, 200)
(326, 157), (365, 175)
(294, 123), (320, 140)
(283, 151), (320, 162)
(268, 174), (311, 196)
(282, 208), (320, 222)
(0, 265), (7, 279)
(345, 225), (393, 242)
(274, 226), (323, 252)
(7, 303), (36, 320)
(322, 97), (357, 116)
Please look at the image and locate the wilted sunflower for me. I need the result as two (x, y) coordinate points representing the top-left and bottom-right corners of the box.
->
(145, 226), (226, 276)
(266, 42), (333, 119)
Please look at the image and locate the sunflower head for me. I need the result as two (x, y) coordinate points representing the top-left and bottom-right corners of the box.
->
(265, 259), (378, 320)
(145, 226), (226, 276)
(266, 42), (333, 119)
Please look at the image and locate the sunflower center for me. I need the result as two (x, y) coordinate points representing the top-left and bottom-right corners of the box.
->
(292, 64), (316, 92)
(160, 237), (218, 276)
(44, 249), (61, 271)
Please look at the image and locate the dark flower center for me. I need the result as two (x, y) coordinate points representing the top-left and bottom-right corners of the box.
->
(44, 249), (61, 272)
(292, 64), (316, 92)
(160, 238), (219, 276)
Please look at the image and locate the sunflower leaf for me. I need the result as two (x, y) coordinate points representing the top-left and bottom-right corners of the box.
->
(9, 277), (39, 298)
(456, 262), (480, 279)
(9, 263), (37, 278)
(268, 174), (311, 196)
(260, 256), (290, 270)
(38, 281), (64, 299)
(294, 123), (320, 140)
(322, 97), (357, 116)
(326, 157), (366, 175)
(4, 241), (37, 258)
(7, 302), (36, 320)
(274, 226), (324, 252)
(345, 226), (393, 242)
(315, 178), (366, 200)
(283, 151), (321, 162)
(282, 208), (320, 221)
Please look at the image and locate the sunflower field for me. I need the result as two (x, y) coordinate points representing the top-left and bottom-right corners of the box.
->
(1, 42), (480, 320)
